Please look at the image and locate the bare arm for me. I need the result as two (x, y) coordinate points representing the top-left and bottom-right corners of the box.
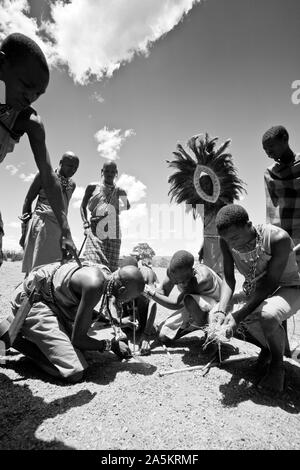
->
(22, 173), (41, 215)
(80, 184), (96, 227)
(69, 268), (109, 350)
(231, 230), (291, 325)
(217, 238), (236, 313)
(146, 275), (185, 310)
(118, 188), (130, 210)
(264, 173), (278, 224)
(21, 113), (76, 257)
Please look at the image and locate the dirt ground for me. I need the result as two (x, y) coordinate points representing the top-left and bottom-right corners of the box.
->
(0, 261), (300, 450)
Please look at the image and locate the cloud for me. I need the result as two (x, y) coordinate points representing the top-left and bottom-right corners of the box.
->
(0, 0), (201, 84)
(0, 0), (55, 62)
(94, 127), (135, 160)
(119, 203), (148, 239)
(5, 164), (19, 176)
(5, 164), (36, 183)
(19, 172), (35, 183)
(90, 92), (104, 104)
(117, 174), (146, 203)
(71, 185), (85, 209)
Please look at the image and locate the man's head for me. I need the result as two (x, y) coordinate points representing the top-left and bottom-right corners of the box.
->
(101, 161), (118, 185)
(59, 151), (79, 178)
(168, 250), (194, 287)
(112, 265), (145, 302)
(0, 33), (50, 110)
(262, 126), (290, 163)
(216, 204), (255, 251)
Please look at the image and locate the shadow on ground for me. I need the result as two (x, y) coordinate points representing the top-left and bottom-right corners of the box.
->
(0, 372), (96, 449)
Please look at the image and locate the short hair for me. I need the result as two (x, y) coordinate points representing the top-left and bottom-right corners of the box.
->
(169, 250), (194, 272)
(118, 266), (145, 294)
(102, 161), (117, 171)
(215, 204), (249, 233)
(262, 126), (289, 144)
(1, 33), (49, 75)
(60, 151), (79, 164)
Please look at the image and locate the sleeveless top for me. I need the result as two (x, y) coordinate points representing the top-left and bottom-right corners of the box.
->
(34, 170), (74, 221)
(175, 263), (222, 300)
(231, 224), (300, 294)
(88, 183), (123, 238)
(0, 104), (21, 163)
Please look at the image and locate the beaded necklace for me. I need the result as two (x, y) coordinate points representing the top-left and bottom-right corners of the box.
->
(97, 272), (123, 327)
(55, 169), (73, 192)
(233, 225), (264, 297)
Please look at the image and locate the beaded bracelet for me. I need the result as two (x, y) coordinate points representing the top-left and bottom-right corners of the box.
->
(213, 310), (226, 316)
(103, 339), (112, 351)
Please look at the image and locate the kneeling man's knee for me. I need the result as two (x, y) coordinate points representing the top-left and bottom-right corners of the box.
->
(260, 310), (278, 333)
(65, 370), (84, 383)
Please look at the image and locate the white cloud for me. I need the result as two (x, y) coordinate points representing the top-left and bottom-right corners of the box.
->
(94, 126), (135, 160)
(5, 164), (19, 176)
(120, 202), (148, 238)
(117, 174), (146, 203)
(71, 185), (85, 209)
(19, 172), (35, 183)
(90, 92), (104, 104)
(0, 0), (55, 62)
(5, 164), (36, 183)
(0, 0), (201, 84)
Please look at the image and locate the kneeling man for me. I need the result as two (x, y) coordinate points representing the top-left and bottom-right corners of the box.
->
(211, 204), (300, 392)
(2, 261), (145, 382)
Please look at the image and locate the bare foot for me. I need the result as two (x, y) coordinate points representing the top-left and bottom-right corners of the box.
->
(257, 364), (285, 393)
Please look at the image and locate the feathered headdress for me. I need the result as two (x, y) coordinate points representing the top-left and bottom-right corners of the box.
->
(167, 133), (246, 217)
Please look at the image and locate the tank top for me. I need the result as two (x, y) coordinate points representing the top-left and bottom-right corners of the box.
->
(231, 224), (300, 295)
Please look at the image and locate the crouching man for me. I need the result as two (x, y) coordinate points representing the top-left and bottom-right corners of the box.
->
(2, 261), (145, 382)
(211, 204), (300, 393)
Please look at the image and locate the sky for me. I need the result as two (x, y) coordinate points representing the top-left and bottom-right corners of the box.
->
(0, 0), (300, 256)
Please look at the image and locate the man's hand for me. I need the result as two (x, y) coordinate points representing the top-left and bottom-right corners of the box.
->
(139, 337), (151, 356)
(60, 231), (79, 264)
(143, 284), (155, 299)
(223, 313), (237, 339)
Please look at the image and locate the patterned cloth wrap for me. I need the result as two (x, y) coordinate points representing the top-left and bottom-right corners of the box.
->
(264, 155), (300, 267)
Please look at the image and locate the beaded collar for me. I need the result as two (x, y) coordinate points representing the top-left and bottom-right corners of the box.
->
(232, 225), (264, 297)
(55, 169), (73, 192)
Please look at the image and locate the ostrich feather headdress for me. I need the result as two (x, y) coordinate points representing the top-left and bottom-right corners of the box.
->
(167, 133), (246, 217)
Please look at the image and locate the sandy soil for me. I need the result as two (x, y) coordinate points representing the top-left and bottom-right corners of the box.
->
(0, 261), (300, 450)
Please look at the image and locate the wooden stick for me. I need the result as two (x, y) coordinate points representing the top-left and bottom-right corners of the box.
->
(159, 358), (219, 377)
(219, 354), (254, 365)
(158, 353), (254, 377)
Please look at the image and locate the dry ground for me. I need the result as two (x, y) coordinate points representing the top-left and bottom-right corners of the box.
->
(0, 261), (300, 450)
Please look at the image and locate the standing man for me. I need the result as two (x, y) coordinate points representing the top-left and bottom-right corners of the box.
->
(263, 125), (300, 269)
(80, 161), (130, 272)
(20, 151), (79, 274)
